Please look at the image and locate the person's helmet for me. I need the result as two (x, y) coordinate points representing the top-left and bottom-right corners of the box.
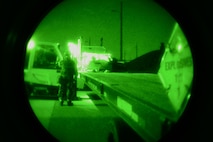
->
(63, 51), (71, 59)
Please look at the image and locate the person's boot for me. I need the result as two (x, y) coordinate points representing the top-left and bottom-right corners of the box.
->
(67, 99), (73, 106)
(59, 97), (64, 106)
(60, 101), (64, 106)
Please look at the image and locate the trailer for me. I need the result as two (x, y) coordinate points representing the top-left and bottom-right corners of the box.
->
(79, 23), (194, 141)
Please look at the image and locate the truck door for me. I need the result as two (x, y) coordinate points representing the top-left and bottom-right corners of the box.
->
(24, 42), (62, 96)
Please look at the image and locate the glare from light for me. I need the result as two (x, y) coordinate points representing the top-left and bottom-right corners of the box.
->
(177, 44), (182, 52)
(27, 40), (35, 50)
(68, 42), (79, 58)
(80, 52), (111, 71)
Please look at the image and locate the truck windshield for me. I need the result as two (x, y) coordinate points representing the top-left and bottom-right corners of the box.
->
(33, 45), (57, 69)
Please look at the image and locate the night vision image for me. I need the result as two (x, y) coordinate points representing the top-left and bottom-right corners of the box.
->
(24, 0), (194, 141)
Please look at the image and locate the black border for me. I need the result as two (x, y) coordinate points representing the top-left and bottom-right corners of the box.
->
(156, 0), (213, 141)
(1, 0), (213, 141)
(1, 0), (62, 141)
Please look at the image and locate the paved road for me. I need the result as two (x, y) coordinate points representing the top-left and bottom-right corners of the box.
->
(29, 91), (119, 142)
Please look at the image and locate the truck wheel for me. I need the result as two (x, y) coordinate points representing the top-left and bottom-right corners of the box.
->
(108, 118), (144, 142)
(108, 118), (119, 142)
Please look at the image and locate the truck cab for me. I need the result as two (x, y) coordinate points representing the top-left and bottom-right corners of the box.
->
(24, 40), (63, 97)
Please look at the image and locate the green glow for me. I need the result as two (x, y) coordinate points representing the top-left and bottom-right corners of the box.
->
(177, 44), (182, 52)
(187, 93), (191, 101)
(80, 52), (111, 71)
(81, 52), (111, 62)
(27, 40), (35, 50)
(68, 42), (79, 58)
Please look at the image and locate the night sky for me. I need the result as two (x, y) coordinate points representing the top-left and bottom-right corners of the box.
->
(31, 0), (176, 61)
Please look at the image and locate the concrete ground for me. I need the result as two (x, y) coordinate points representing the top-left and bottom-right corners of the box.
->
(29, 91), (119, 142)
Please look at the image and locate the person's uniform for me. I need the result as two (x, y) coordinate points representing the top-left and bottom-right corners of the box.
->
(58, 54), (77, 106)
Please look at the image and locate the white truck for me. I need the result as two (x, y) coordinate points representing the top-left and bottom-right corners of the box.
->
(24, 41), (83, 98)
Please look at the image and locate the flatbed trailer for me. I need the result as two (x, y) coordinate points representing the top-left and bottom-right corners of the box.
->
(79, 23), (194, 141)
(80, 72), (178, 141)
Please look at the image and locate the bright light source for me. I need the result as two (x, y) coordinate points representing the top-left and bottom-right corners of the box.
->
(68, 42), (79, 58)
(177, 44), (182, 52)
(80, 52), (112, 72)
(98, 54), (111, 61)
(27, 40), (35, 50)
